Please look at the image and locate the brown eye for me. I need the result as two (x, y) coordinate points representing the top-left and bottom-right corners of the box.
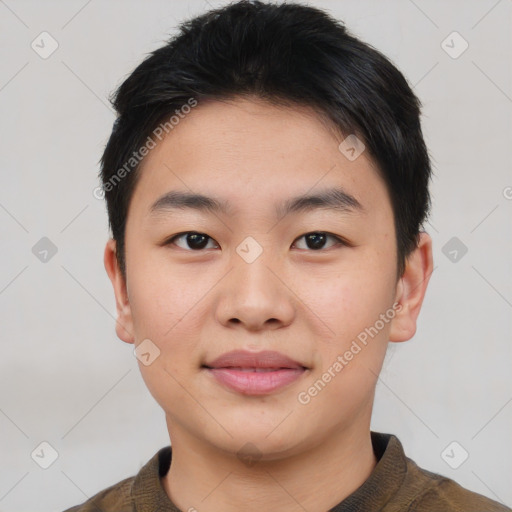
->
(167, 232), (218, 250)
(293, 232), (344, 251)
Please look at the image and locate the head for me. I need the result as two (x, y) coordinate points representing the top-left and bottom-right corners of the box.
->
(102, 1), (433, 460)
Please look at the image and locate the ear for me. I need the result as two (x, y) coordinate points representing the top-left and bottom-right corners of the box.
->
(389, 231), (433, 343)
(103, 238), (135, 344)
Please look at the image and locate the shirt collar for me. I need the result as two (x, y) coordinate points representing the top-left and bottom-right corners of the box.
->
(330, 432), (408, 511)
(132, 431), (407, 511)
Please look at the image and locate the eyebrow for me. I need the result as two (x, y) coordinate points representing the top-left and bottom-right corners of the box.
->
(149, 187), (364, 219)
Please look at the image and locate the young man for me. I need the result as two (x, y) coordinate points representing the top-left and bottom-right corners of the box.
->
(65, 1), (510, 511)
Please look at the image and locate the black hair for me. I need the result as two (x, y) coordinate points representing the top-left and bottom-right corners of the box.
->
(99, 0), (432, 279)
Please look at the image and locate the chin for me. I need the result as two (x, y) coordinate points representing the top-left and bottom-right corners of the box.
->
(209, 420), (313, 461)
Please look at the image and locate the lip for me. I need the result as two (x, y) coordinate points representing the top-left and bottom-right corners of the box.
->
(203, 350), (308, 396)
(204, 350), (306, 370)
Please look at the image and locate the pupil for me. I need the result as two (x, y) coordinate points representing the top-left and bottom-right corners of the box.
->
(307, 233), (326, 250)
(185, 233), (328, 250)
(188, 233), (208, 249)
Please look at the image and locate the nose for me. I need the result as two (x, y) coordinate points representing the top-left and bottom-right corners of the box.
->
(215, 245), (295, 332)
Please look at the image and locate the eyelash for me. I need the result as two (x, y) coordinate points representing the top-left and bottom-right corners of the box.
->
(163, 231), (348, 252)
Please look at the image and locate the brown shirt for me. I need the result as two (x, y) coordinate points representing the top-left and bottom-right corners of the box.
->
(63, 431), (511, 511)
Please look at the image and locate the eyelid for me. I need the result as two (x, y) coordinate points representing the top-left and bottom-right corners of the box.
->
(164, 231), (219, 250)
(164, 231), (349, 251)
(292, 232), (348, 250)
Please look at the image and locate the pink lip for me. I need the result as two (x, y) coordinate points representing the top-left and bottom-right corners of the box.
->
(205, 350), (305, 369)
(203, 350), (308, 395)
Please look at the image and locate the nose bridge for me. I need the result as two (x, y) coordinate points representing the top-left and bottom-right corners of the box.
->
(215, 235), (294, 329)
(233, 234), (280, 298)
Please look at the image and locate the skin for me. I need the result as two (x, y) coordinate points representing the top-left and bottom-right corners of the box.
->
(104, 96), (433, 512)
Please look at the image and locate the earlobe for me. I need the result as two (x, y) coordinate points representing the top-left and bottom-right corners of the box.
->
(389, 232), (434, 343)
(103, 239), (135, 344)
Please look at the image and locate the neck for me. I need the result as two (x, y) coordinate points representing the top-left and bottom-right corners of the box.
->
(161, 419), (378, 512)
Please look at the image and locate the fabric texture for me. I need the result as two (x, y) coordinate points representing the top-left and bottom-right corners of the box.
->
(63, 431), (511, 512)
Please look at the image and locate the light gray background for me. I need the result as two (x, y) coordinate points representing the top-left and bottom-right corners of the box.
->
(1, 0), (511, 510)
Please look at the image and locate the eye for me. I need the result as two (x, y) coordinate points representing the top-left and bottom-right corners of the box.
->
(164, 231), (347, 252)
(165, 231), (218, 251)
(292, 232), (345, 251)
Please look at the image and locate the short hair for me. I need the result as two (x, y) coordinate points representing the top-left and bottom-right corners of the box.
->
(100, 0), (432, 279)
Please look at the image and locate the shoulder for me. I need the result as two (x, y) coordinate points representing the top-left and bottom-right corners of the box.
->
(61, 446), (172, 512)
(62, 476), (135, 512)
(401, 455), (511, 512)
(370, 433), (510, 512)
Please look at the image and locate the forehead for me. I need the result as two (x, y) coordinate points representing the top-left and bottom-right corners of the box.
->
(129, 96), (391, 220)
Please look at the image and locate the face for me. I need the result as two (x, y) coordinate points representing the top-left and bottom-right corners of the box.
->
(105, 96), (431, 460)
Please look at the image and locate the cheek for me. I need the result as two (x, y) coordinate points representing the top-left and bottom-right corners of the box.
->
(302, 253), (396, 399)
(296, 252), (396, 339)
(126, 247), (209, 341)
(128, 263), (207, 409)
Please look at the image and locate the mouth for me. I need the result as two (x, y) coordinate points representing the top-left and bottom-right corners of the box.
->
(202, 350), (309, 395)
